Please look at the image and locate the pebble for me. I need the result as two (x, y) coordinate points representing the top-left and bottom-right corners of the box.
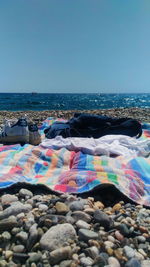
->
(134, 251), (145, 260)
(55, 202), (69, 214)
(139, 226), (148, 233)
(94, 210), (112, 229)
(141, 260), (150, 267)
(80, 256), (94, 266)
(16, 231), (28, 244)
(1, 194), (18, 205)
(0, 260), (8, 267)
(138, 248), (147, 257)
(112, 203), (122, 212)
(16, 212), (25, 219)
(76, 220), (91, 229)
(40, 223), (77, 251)
(13, 245), (25, 253)
(78, 229), (99, 241)
(19, 188), (33, 198)
(124, 246), (135, 259)
(69, 200), (84, 211)
(12, 253), (29, 264)
(85, 246), (99, 259)
(27, 223), (39, 250)
(2, 231), (11, 241)
(117, 223), (130, 237)
(0, 202), (32, 219)
(0, 216), (18, 231)
(137, 236), (146, 243)
(4, 250), (13, 260)
(115, 230), (124, 241)
(28, 252), (42, 263)
(38, 204), (48, 212)
(104, 240), (114, 249)
(93, 201), (104, 210)
(95, 253), (109, 265)
(114, 249), (123, 260)
(71, 211), (91, 222)
(125, 258), (141, 267)
(88, 239), (100, 248)
(108, 256), (121, 267)
(84, 208), (95, 215)
(59, 260), (72, 267)
(49, 246), (71, 264)
(107, 247), (114, 256)
(107, 235), (115, 242)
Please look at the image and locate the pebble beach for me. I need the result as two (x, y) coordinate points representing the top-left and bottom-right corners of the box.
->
(0, 108), (150, 267)
(0, 107), (150, 125)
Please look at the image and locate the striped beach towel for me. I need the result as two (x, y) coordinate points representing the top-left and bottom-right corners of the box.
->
(0, 118), (149, 206)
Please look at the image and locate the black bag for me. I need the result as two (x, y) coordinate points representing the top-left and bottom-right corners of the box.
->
(44, 114), (142, 139)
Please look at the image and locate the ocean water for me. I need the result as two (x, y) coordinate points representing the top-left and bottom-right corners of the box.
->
(0, 93), (149, 111)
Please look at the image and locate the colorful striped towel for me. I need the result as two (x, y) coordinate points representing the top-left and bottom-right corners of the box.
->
(0, 118), (149, 206)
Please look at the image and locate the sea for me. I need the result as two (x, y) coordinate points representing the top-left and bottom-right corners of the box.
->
(0, 93), (149, 111)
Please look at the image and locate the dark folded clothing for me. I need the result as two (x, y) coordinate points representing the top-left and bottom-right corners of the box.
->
(44, 113), (142, 139)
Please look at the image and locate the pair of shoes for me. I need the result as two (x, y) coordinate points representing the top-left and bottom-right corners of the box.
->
(0, 117), (41, 145)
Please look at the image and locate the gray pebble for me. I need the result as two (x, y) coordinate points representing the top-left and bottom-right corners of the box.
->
(27, 223), (38, 250)
(94, 252), (108, 266)
(12, 253), (29, 264)
(2, 231), (11, 241)
(124, 245), (135, 259)
(59, 260), (72, 267)
(125, 258), (141, 267)
(38, 204), (48, 212)
(104, 240), (114, 249)
(16, 231), (28, 244)
(108, 256), (120, 267)
(137, 236), (146, 243)
(107, 235), (115, 243)
(40, 223), (77, 251)
(85, 246), (99, 259)
(0, 216), (18, 231)
(138, 243), (148, 250)
(72, 211), (91, 222)
(16, 212), (25, 219)
(69, 200), (84, 211)
(76, 220), (91, 229)
(49, 246), (71, 264)
(78, 229), (99, 241)
(13, 245), (25, 253)
(94, 210), (112, 229)
(19, 189), (33, 198)
(1, 194), (18, 205)
(0, 202), (32, 219)
(28, 252), (42, 263)
(141, 260), (150, 267)
(80, 256), (94, 266)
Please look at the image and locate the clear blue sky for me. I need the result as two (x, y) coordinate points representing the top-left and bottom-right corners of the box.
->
(0, 0), (150, 93)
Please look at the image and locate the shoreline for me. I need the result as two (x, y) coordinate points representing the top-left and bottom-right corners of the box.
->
(0, 107), (150, 125)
